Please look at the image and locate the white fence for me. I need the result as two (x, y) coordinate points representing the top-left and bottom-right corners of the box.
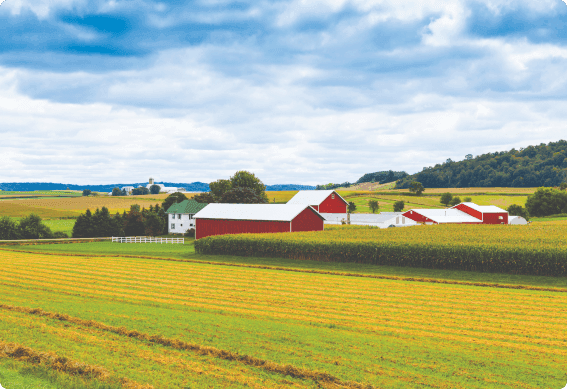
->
(112, 236), (185, 244)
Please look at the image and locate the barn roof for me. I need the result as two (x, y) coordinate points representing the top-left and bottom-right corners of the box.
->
(166, 199), (208, 214)
(454, 202), (508, 214)
(194, 204), (324, 222)
(287, 190), (347, 206)
(407, 209), (482, 223)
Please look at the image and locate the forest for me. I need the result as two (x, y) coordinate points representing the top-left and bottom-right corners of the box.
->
(396, 140), (567, 188)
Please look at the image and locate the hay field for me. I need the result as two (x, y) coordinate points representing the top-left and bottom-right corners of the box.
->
(0, 196), (165, 219)
(0, 249), (565, 388)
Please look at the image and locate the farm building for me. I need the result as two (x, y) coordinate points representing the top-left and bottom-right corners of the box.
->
(194, 204), (325, 239)
(166, 199), (208, 234)
(403, 209), (483, 225)
(321, 212), (417, 228)
(287, 190), (348, 213)
(145, 178), (186, 194)
(509, 216), (528, 225)
(451, 202), (509, 224)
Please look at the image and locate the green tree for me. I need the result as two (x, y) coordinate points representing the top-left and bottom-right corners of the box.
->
(124, 208), (146, 236)
(112, 187), (123, 196)
(449, 196), (461, 207)
(368, 200), (379, 213)
(440, 192), (453, 206)
(347, 202), (357, 213)
(507, 204), (530, 220)
(144, 212), (165, 236)
(161, 192), (188, 211)
(132, 187), (149, 195)
(393, 200), (405, 212)
(525, 187), (567, 217)
(149, 184), (161, 195)
(72, 209), (95, 238)
(82, 189), (91, 196)
(220, 187), (268, 204)
(18, 214), (53, 239)
(0, 216), (20, 240)
(463, 197), (472, 202)
(209, 179), (233, 199)
(229, 171), (268, 202)
(192, 192), (216, 204)
(560, 182), (567, 191)
(409, 182), (424, 196)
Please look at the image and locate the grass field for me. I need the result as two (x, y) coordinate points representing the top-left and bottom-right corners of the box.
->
(0, 246), (565, 388)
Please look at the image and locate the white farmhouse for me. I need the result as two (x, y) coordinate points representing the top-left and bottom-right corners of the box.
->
(166, 199), (208, 234)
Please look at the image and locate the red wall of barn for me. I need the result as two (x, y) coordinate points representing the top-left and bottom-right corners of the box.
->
(482, 213), (508, 224)
(402, 211), (437, 224)
(196, 219), (290, 239)
(454, 204), (483, 221)
(319, 192), (348, 213)
(291, 208), (325, 232)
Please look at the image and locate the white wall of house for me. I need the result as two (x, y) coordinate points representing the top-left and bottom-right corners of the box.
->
(168, 213), (196, 234)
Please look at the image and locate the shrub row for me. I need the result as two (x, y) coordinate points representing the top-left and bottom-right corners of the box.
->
(194, 224), (567, 276)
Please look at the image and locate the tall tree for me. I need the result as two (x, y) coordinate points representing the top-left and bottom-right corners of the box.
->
(162, 192), (188, 212)
(409, 182), (425, 196)
(440, 193), (453, 206)
(368, 200), (379, 213)
(149, 184), (161, 194)
(393, 200), (405, 212)
(18, 214), (53, 239)
(229, 171), (268, 202)
(0, 216), (20, 240)
(220, 187), (268, 204)
(209, 179), (232, 199)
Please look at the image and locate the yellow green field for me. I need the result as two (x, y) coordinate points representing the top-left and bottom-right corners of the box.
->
(0, 246), (566, 388)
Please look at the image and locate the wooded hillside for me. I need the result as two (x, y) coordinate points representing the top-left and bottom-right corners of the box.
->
(396, 140), (567, 188)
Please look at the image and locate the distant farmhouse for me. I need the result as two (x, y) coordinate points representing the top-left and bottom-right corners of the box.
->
(118, 178), (187, 195)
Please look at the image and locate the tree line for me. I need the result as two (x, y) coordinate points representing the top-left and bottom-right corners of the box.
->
(0, 214), (69, 240)
(396, 140), (567, 189)
(72, 204), (166, 238)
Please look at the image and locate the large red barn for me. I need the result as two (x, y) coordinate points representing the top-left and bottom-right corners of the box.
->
(287, 190), (348, 213)
(194, 204), (325, 239)
(451, 202), (508, 224)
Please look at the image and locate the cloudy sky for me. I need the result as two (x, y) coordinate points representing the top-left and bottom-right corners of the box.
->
(1, 0), (567, 185)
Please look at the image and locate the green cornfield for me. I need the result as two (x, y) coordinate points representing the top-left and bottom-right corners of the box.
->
(194, 222), (567, 276)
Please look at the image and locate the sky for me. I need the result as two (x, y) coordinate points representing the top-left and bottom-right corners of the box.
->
(1, 0), (567, 185)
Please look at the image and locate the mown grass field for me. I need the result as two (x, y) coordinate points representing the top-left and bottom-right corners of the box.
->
(0, 246), (566, 389)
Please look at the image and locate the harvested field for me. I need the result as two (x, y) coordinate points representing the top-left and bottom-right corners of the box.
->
(0, 197), (164, 218)
(0, 250), (565, 388)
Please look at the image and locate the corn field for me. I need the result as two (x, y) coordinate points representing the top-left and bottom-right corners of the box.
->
(194, 222), (567, 276)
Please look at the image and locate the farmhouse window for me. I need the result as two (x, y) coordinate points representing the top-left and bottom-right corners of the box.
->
(178, 214), (181, 219)
(499, 216), (503, 220)
(171, 223), (175, 229)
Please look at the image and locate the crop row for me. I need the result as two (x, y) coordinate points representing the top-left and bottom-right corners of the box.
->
(195, 224), (567, 276)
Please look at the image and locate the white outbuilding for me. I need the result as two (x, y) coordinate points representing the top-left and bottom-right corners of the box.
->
(508, 216), (528, 225)
(320, 212), (417, 228)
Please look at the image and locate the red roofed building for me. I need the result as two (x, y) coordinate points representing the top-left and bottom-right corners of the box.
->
(451, 202), (508, 224)
(287, 190), (348, 213)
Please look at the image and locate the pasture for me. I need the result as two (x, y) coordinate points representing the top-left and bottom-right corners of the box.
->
(0, 246), (566, 388)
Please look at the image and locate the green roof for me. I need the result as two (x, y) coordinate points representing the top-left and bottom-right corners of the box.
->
(166, 199), (208, 214)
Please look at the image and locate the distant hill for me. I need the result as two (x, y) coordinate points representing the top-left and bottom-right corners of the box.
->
(0, 182), (314, 192)
(356, 171), (408, 184)
(395, 140), (567, 189)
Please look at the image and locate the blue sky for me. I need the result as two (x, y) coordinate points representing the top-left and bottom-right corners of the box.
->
(1, 0), (567, 185)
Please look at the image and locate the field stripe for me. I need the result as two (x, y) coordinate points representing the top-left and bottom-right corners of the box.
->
(0, 304), (371, 389)
(0, 340), (153, 389)
(2, 247), (567, 293)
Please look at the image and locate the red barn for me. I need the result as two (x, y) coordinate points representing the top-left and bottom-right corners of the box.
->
(451, 202), (508, 224)
(287, 190), (348, 213)
(402, 209), (483, 225)
(194, 204), (325, 240)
